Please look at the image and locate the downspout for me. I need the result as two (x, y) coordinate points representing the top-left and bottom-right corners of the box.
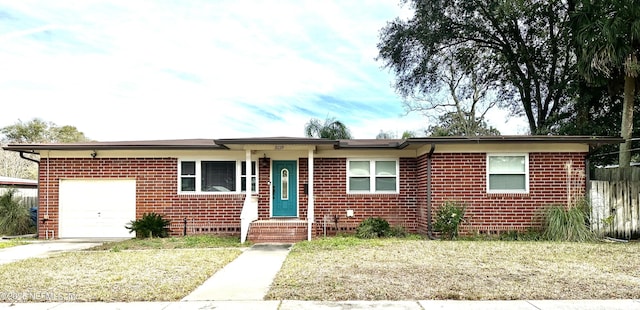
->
(19, 151), (42, 238)
(426, 143), (438, 240)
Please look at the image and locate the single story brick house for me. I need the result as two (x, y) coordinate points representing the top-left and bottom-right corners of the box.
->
(3, 136), (621, 242)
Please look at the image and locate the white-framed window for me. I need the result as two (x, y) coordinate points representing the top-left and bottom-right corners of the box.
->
(178, 160), (257, 194)
(180, 161), (196, 192)
(241, 161), (257, 192)
(201, 161), (236, 192)
(487, 153), (529, 193)
(347, 159), (399, 193)
(281, 168), (289, 200)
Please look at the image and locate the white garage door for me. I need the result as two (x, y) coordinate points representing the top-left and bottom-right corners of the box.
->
(59, 179), (136, 238)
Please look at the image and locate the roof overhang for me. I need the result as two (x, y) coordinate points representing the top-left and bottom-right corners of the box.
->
(2, 139), (227, 153)
(213, 137), (335, 151)
(400, 136), (624, 149)
(2, 136), (624, 154)
(0, 176), (38, 187)
(334, 139), (405, 149)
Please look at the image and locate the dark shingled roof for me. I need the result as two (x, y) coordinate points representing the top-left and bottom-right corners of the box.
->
(3, 139), (224, 152)
(2, 135), (624, 153)
(214, 137), (335, 145)
(401, 135), (625, 147)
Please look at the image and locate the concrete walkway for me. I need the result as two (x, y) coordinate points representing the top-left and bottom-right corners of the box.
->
(182, 243), (292, 301)
(0, 239), (107, 265)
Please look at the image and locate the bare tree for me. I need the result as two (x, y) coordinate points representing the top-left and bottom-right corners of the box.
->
(403, 55), (501, 136)
(0, 147), (37, 179)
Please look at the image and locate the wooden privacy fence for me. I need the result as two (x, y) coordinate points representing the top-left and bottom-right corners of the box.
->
(589, 180), (640, 240)
(593, 167), (640, 181)
(21, 196), (38, 208)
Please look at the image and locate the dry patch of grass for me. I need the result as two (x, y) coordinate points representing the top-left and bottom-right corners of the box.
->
(89, 235), (247, 251)
(0, 248), (241, 302)
(266, 237), (640, 300)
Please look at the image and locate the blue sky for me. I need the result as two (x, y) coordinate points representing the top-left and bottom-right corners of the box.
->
(0, 0), (527, 141)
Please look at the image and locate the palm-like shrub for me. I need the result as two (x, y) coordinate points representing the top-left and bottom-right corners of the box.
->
(0, 189), (33, 235)
(125, 212), (170, 238)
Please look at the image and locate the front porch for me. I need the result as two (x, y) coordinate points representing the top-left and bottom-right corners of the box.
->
(233, 142), (318, 244)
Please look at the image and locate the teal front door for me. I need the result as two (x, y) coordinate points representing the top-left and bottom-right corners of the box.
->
(272, 160), (297, 217)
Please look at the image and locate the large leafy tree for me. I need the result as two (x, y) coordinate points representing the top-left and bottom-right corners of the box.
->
(378, 0), (575, 135)
(571, 0), (640, 167)
(558, 83), (630, 166)
(1, 118), (89, 143)
(0, 118), (90, 179)
(304, 117), (352, 139)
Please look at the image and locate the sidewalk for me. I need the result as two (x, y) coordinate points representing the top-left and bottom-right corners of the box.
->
(1, 299), (639, 309)
(182, 243), (291, 301)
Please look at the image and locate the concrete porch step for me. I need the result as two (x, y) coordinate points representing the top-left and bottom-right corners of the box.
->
(248, 220), (308, 243)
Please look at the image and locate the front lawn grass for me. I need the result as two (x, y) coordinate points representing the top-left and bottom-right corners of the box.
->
(0, 239), (27, 249)
(266, 237), (640, 300)
(0, 248), (241, 302)
(89, 235), (248, 251)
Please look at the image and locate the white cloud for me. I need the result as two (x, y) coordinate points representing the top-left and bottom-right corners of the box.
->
(0, 0), (526, 141)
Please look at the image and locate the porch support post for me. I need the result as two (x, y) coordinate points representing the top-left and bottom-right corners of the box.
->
(307, 149), (314, 241)
(245, 150), (252, 204)
(240, 149), (255, 244)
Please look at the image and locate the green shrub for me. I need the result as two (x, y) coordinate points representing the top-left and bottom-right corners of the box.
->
(125, 212), (170, 238)
(0, 189), (34, 236)
(499, 229), (542, 241)
(542, 200), (595, 242)
(355, 217), (390, 239)
(388, 225), (407, 238)
(434, 201), (465, 240)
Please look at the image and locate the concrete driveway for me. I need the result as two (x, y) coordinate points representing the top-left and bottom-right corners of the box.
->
(0, 239), (123, 265)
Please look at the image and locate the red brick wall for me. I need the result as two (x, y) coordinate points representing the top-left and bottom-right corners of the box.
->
(309, 158), (420, 236)
(257, 157), (271, 219)
(427, 152), (587, 235)
(38, 158), (244, 238)
(37, 152), (587, 239)
(298, 159), (308, 220)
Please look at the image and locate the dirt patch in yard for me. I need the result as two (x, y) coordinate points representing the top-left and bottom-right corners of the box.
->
(266, 238), (640, 300)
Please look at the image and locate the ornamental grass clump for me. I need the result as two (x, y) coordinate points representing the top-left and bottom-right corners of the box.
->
(0, 189), (33, 236)
(434, 201), (465, 239)
(542, 199), (595, 242)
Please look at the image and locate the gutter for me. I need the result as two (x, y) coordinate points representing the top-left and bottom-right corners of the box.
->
(19, 151), (40, 164)
(426, 143), (438, 240)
